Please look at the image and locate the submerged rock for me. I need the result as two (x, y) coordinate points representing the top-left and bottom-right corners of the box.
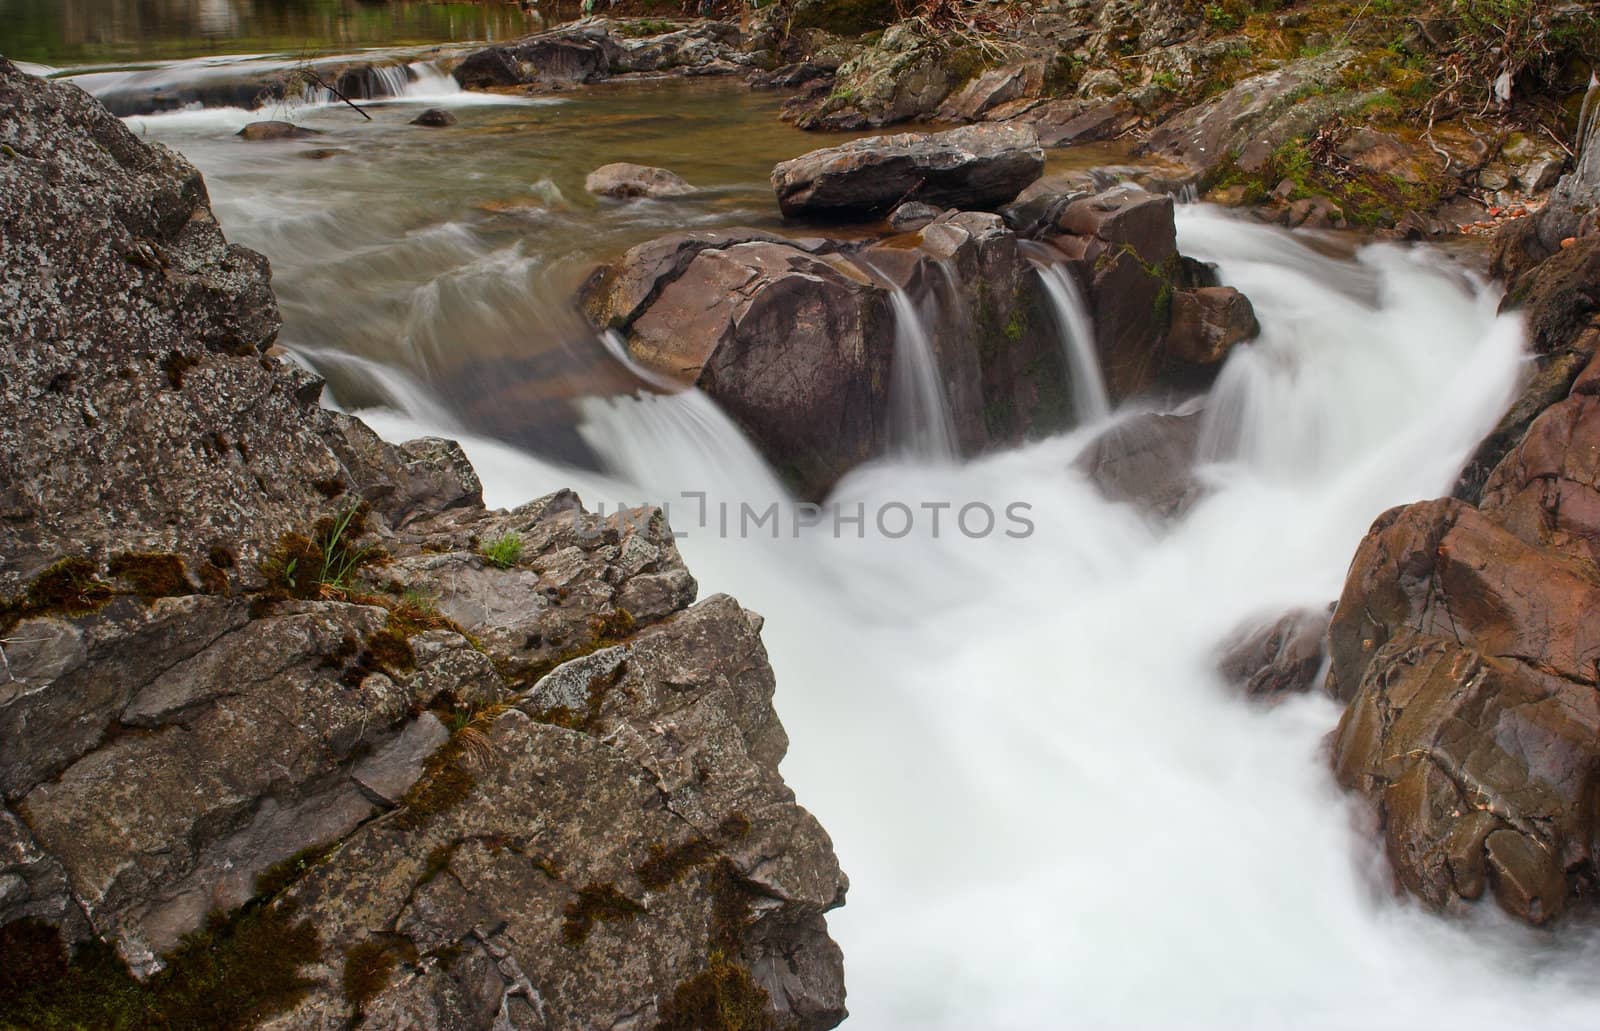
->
(1217, 607), (1329, 698)
(585, 212), (1072, 498)
(0, 58), (846, 1028)
(771, 123), (1045, 220)
(584, 161), (697, 199)
(237, 120), (322, 141)
(1043, 186), (1182, 400)
(1073, 405), (1206, 519)
(409, 107), (456, 127)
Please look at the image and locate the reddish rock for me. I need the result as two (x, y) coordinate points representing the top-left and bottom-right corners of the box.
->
(1167, 287), (1259, 365)
(1217, 607), (1329, 698)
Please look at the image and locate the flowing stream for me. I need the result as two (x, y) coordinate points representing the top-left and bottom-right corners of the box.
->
(47, 51), (1600, 1029)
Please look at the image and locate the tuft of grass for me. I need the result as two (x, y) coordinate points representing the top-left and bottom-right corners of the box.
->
(479, 532), (524, 570)
(261, 505), (378, 600)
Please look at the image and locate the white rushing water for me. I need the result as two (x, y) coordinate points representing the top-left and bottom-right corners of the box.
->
(355, 205), (1600, 1028)
(883, 281), (960, 461)
(1032, 257), (1112, 423)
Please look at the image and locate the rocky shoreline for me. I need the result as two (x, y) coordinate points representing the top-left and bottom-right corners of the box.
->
(3, 0), (1600, 1024)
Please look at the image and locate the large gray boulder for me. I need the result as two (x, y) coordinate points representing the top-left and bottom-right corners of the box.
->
(0, 56), (336, 596)
(452, 31), (615, 90)
(0, 59), (847, 1030)
(1137, 49), (1377, 176)
(772, 123), (1045, 220)
(584, 161), (696, 199)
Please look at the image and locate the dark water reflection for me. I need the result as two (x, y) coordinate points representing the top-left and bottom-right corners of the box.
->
(0, 0), (538, 65)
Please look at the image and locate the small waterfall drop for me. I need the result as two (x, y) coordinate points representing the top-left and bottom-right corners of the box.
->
(882, 279), (959, 462)
(1030, 257), (1111, 423)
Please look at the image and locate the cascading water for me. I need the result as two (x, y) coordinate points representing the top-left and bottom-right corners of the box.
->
(104, 78), (1600, 1026)
(1027, 253), (1112, 423)
(346, 207), (1600, 1029)
(882, 279), (960, 462)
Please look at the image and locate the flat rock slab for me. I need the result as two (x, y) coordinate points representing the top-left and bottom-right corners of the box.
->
(771, 123), (1044, 220)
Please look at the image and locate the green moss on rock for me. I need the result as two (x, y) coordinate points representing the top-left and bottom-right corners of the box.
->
(0, 903), (318, 1031)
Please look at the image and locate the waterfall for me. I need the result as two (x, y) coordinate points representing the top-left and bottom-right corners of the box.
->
(883, 281), (959, 462)
(1030, 258), (1111, 423)
(352, 206), (1581, 1030)
(123, 88), (1600, 1024)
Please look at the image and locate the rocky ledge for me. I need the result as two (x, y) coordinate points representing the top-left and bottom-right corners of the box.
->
(582, 150), (1257, 498)
(0, 57), (846, 1030)
(1231, 141), (1600, 927)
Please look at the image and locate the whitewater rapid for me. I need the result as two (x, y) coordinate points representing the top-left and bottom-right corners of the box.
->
(354, 207), (1600, 1028)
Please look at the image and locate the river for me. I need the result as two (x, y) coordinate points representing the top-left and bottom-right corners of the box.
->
(25, 27), (1600, 1030)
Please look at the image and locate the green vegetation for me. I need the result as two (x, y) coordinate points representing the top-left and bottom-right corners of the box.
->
(479, 532), (524, 569)
(653, 862), (772, 1031)
(0, 905), (318, 1031)
(261, 505), (378, 600)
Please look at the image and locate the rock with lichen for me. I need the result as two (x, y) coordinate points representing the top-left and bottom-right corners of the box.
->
(0, 57), (846, 1031)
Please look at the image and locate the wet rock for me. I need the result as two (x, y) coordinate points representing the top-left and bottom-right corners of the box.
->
(452, 30), (613, 90)
(237, 120), (322, 141)
(772, 122), (1045, 220)
(581, 227), (797, 332)
(1025, 97), (1140, 148)
(1283, 195), (1347, 230)
(887, 200), (943, 231)
(618, 239), (894, 497)
(1217, 608), (1329, 698)
(1167, 286), (1259, 365)
(586, 214), (1068, 496)
(1047, 187), (1181, 400)
(1073, 405), (1205, 519)
(750, 61), (833, 89)
(1327, 475), (1600, 924)
(409, 107), (456, 127)
(584, 161), (696, 199)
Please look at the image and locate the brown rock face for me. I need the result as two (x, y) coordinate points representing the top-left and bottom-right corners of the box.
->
(1047, 187), (1183, 400)
(1168, 287), (1259, 365)
(584, 213), (1074, 498)
(237, 120), (322, 141)
(1326, 297), (1600, 924)
(771, 123), (1046, 220)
